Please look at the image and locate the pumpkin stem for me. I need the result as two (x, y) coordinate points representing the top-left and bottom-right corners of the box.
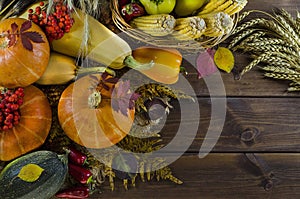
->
(88, 91), (102, 109)
(123, 55), (154, 71)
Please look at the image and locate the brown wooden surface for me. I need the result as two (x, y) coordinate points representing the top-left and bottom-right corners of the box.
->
(98, 154), (300, 199)
(160, 98), (300, 152)
(88, 1), (300, 198)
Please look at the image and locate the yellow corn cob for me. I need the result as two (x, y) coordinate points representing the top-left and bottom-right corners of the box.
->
(213, 0), (233, 13)
(198, 0), (227, 15)
(198, 0), (248, 16)
(173, 16), (207, 40)
(203, 12), (234, 37)
(130, 14), (176, 36)
(224, 0), (248, 15)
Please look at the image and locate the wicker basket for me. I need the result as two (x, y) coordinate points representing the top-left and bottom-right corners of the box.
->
(111, 0), (238, 51)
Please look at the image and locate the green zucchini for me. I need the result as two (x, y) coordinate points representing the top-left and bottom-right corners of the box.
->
(0, 150), (68, 199)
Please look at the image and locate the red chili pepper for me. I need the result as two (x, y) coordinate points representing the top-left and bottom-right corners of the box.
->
(121, 3), (145, 22)
(68, 147), (88, 166)
(68, 163), (93, 184)
(55, 186), (89, 199)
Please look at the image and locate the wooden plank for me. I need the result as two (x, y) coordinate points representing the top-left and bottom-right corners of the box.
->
(181, 72), (297, 97)
(120, 55), (299, 97)
(93, 153), (300, 199)
(173, 54), (300, 97)
(245, 1), (300, 14)
(156, 98), (300, 152)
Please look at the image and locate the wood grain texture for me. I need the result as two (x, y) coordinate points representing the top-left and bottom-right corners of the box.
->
(124, 54), (299, 97)
(158, 98), (300, 152)
(102, 1), (300, 198)
(90, 1), (300, 198)
(94, 153), (300, 199)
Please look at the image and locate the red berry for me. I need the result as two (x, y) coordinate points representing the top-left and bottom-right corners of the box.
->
(0, 88), (24, 131)
(2, 125), (9, 131)
(35, 6), (41, 13)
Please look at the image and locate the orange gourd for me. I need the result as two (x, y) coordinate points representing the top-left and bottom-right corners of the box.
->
(0, 18), (50, 88)
(58, 74), (135, 148)
(0, 85), (52, 161)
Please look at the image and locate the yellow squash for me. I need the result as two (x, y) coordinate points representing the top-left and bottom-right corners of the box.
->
(51, 8), (132, 69)
(19, 3), (131, 69)
(36, 52), (115, 85)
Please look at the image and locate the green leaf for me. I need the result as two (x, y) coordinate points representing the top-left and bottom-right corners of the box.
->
(17, 163), (44, 182)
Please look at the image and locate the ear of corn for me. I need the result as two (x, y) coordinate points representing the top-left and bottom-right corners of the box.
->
(212, 0), (233, 13)
(224, 0), (248, 16)
(173, 16), (207, 40)
(198, 0), (248, 16)
(198, 0), (227, 15)
(202, 12), (234, 37)
(130, 14), (176, 36)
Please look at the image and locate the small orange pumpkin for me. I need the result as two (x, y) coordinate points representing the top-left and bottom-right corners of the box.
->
(0, 18), (50, 88)
(58, 74), (135, 148)
(0, 85), (52, 161)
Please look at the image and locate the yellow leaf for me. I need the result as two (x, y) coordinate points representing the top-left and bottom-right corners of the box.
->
(214, 47), (235, 73)
(17, 163), (44, 182)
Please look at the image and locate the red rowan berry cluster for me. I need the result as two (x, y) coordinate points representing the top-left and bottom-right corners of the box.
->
(28, 1), (74, 42)
(0, 88), (24, 131)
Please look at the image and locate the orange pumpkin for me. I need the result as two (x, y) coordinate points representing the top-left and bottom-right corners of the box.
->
(0, 85), (52, 161)
(0, 18), (50, 88)
(58, 74), (135, 148)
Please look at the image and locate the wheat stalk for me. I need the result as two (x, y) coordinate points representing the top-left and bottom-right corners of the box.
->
(261, 66), (300, 75)
(240, 44), (298, 58)
(228, 28), (257, 49)
(228, 9), (300, 91)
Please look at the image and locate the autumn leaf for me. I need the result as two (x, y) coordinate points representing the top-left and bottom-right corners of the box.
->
(22, 32), (44, 43)
(8, 33), (17, 48)
(196, 48), (218, 79)
(20, 31), (45, 51)
(96, 72), (119, 91)
(111, 80), (139, 116)
(214, 47), (235, 73)
(6, 21), (45, 51)
(7, 23), (18, 47)
(11, 23), (18, 33)
(20, 20), (32, 32)
(20, 34), (33, 51)
(17, 163), (44, 182)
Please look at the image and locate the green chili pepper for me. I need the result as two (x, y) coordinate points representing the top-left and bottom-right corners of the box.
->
(139, 0), (176, 15)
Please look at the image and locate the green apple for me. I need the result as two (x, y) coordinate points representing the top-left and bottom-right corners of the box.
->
(174, 0), (208, 17)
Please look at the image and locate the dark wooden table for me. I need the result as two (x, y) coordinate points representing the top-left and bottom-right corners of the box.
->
(91, 1), (300, 198)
